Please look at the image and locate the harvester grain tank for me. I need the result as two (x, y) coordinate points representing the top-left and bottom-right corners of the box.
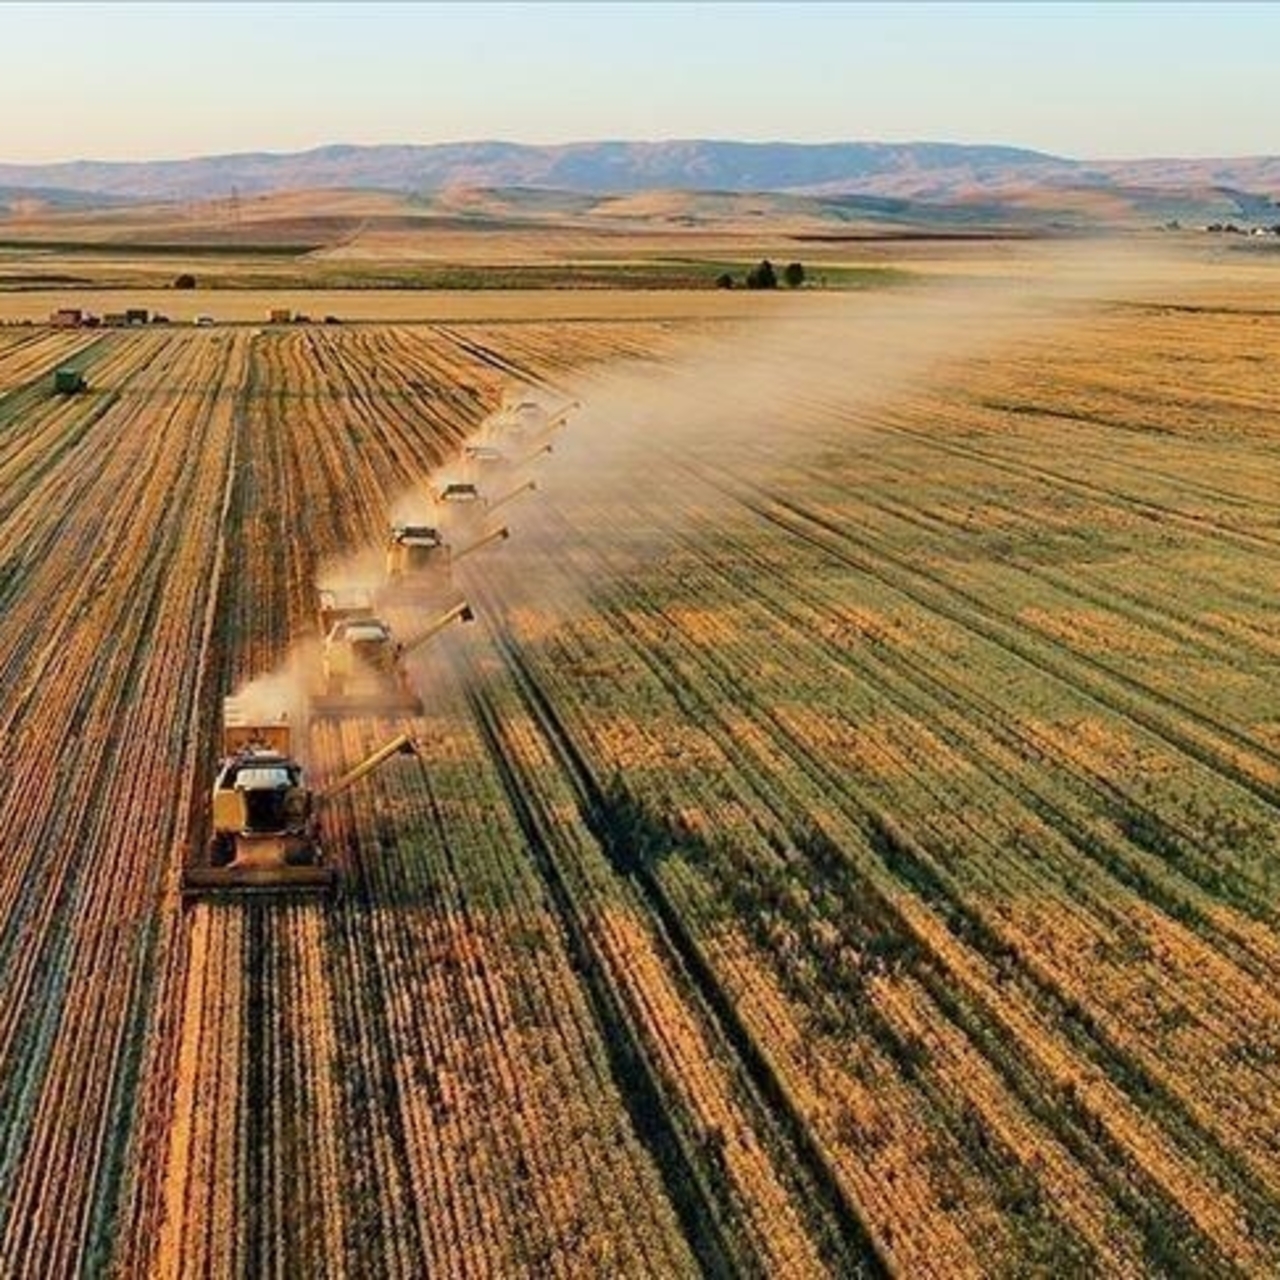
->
(317, 586), (377, 636)
(314, 594), (474, 717)
(181, 697), (417, 899)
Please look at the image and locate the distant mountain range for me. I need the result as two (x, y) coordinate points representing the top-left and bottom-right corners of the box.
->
(1, 140), (1277, 226)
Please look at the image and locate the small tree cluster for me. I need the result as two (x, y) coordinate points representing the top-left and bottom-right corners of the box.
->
(713, 259), (804, 290)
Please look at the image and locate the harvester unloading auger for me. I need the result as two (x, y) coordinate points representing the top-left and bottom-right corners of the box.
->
(180, 698), (418, 899)
(485, 477), (538, 516)
(313, 591), (473, 717)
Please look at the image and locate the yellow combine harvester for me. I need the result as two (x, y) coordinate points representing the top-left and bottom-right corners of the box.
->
(492, 389), (578, 443)
(181, 697), (417, 899)
(431, 474), (536, 526)
(314, 592), (473, 717)
(385, 522), (509, 589)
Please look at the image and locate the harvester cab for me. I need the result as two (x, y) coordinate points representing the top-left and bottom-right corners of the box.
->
(181, 698), (419, 900)
(435, 480), (483, 505)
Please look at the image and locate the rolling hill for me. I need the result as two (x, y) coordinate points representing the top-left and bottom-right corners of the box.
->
(0, 141), (1276, 236)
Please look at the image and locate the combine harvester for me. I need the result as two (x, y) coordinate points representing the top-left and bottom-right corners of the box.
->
(314, 588), (473, 717)
(490, 387), (578, 444)
(181, 697), (416, 899)
(384, 521), (510, 598)
(397, 383), (570, 561)
(430, 472), (540, 537)
(463, 436), (555, 474)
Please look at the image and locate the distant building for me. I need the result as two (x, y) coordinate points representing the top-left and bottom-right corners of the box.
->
(125, 308), (149, 325)
(269, 308), (292, 323)
(50, 308), (82, 328)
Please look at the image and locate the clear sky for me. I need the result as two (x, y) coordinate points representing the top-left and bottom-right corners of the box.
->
(1, 2), (1275, 164)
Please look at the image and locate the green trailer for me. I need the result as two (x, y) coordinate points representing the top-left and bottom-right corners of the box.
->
(54, 367), (86, 394)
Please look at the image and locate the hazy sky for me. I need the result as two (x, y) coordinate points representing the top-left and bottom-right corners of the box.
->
(2, 2), (1275, 164)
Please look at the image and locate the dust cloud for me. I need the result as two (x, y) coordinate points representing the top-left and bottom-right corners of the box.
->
(226, 641), (318, 731)
(316, 546), (387, 597)
(458, 237), (1187, 627)
(236, 238), (1192, 707)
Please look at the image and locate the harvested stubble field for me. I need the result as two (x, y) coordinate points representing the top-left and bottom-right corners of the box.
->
(2, 255), (1280, 1278)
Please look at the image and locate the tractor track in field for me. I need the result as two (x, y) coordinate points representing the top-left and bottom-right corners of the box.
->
(679, 446), (1280, 925)
(467, 580), (890, 1278)
(556, 400), (1280, 933)
(487, 500), (1270, 1273)
(740, 478), (1280, 819)
(869, 404), (1280, 556)
(465, 667), (742, 1280)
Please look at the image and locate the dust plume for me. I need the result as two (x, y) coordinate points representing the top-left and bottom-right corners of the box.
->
(316, 546), (387, 597)
(458, 238), (1187, 627)
(225, 641), (319, 737)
